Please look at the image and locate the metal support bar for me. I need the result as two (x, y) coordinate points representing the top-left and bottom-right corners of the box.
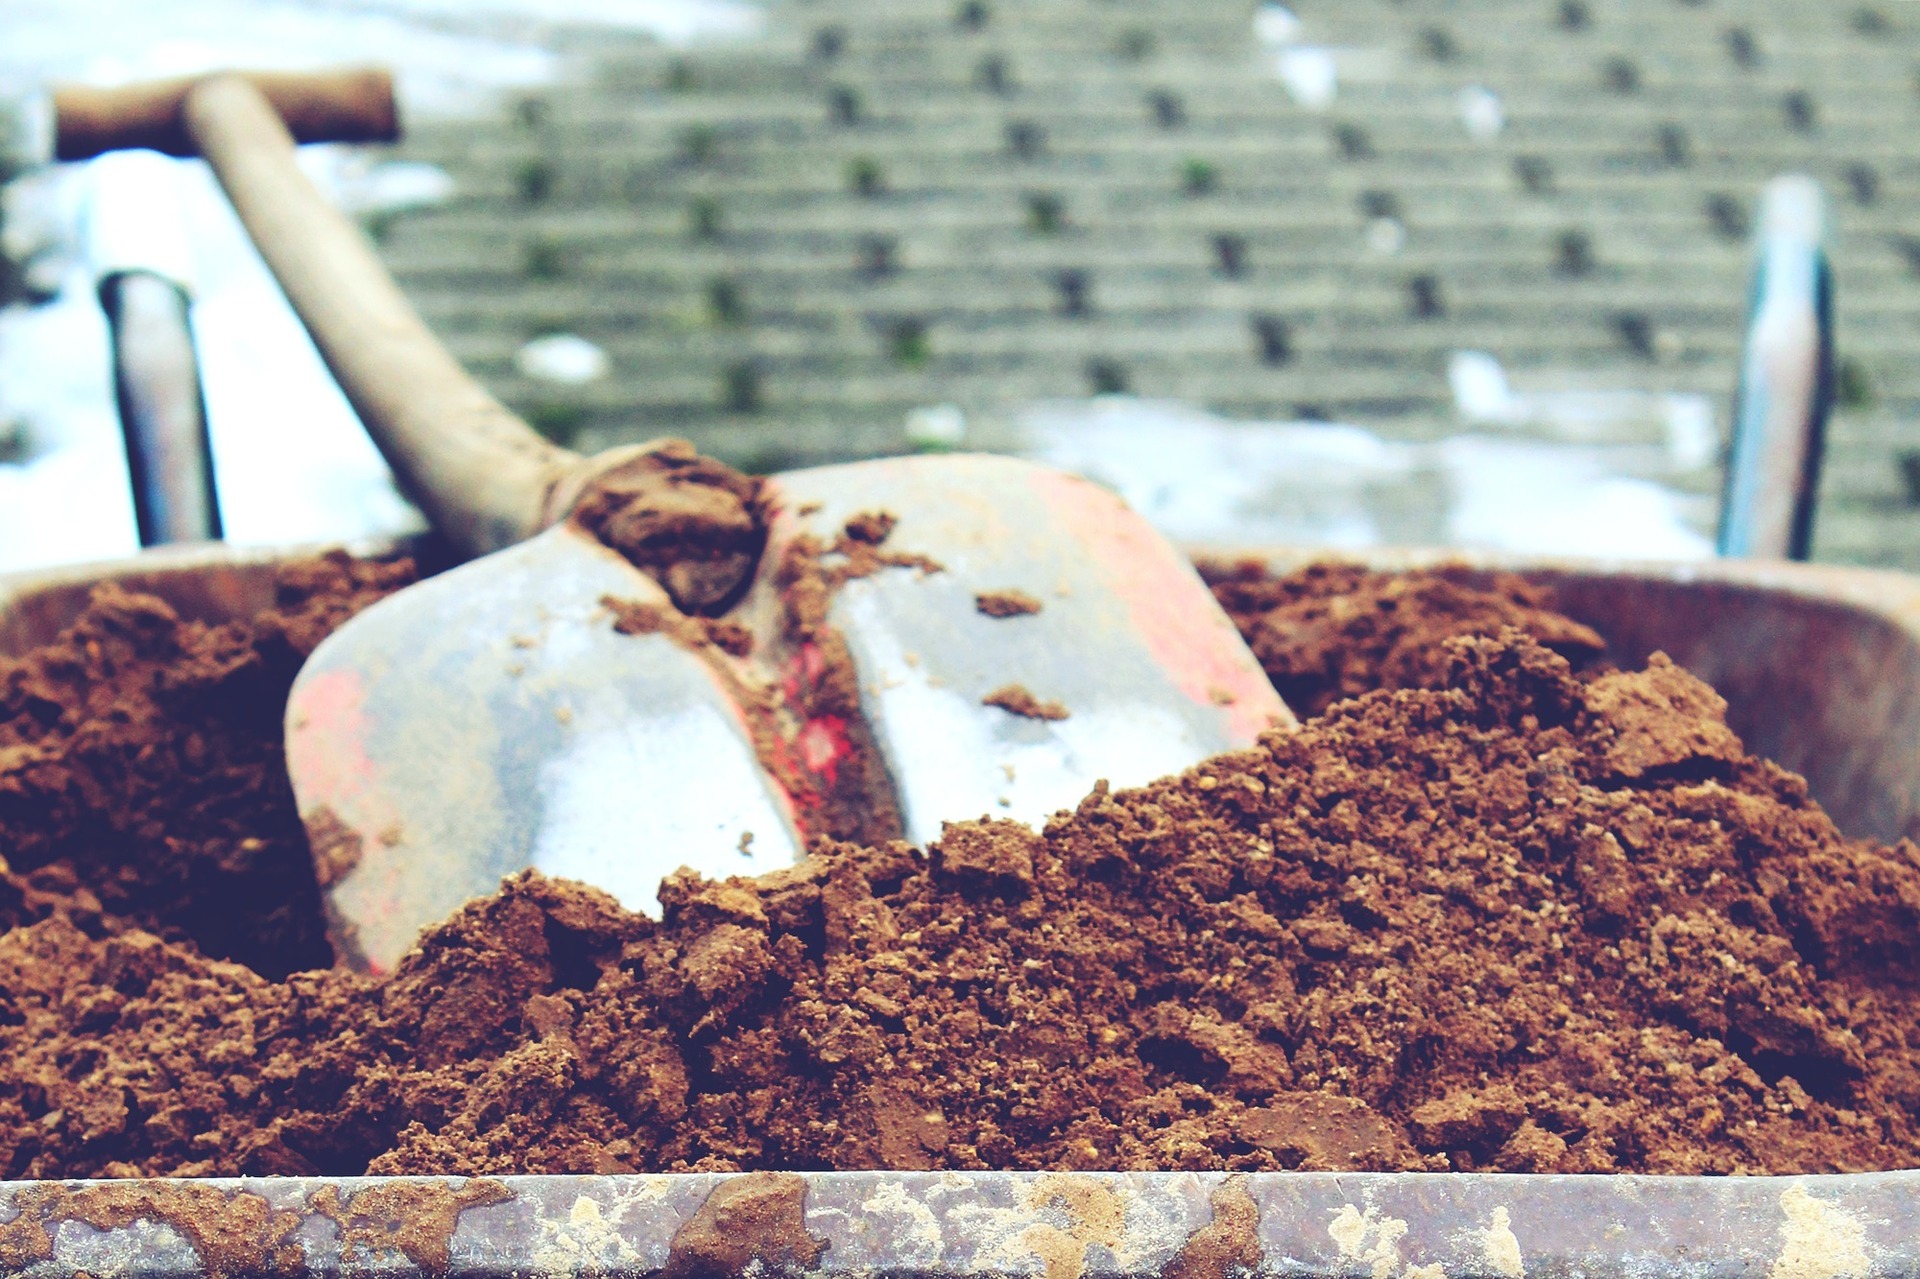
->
(1718, 174), (1834, 560)
(87, 150), (223, 546)
(97, 270), (223, 545)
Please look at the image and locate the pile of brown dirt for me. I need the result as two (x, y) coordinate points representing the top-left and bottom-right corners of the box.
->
(1, 558), (1918, 1179)
(0, 552), (415, 979)
(1203, 559), (1610, 716)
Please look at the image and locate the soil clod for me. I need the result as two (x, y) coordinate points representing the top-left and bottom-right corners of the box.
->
(976, 589), (1044, 618)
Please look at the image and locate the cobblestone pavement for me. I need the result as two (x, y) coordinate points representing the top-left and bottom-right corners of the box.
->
(363, 0), (1920, 563)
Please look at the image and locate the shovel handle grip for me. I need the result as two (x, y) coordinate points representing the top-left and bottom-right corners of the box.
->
(180, 74), (578, 557)
(55, 68), (400, 162)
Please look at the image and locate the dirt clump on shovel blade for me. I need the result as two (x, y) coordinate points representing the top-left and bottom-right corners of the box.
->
(569, 440), (767, 616)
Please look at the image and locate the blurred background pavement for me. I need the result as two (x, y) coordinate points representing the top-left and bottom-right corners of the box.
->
(2, 0), (1916, 570)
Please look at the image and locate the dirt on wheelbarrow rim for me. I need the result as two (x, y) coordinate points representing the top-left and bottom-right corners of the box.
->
(0, 546), (1916, 1187)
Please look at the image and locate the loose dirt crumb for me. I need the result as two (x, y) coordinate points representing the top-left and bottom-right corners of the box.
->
(1162, 1178), (1261, 1279)
(661, 1173), (824, 1279)
(1584, 652), (1745, 779)
(842, 511), (897, 545)
(702, 619), (755, 658)
(983, 683), (1070, 720)
(976, 589), (1044, 618)
(602, 594), (709, 649)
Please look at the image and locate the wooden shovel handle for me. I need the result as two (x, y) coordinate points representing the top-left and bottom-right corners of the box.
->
(182, 74), (579, 557)
(56, 68), (399, 162)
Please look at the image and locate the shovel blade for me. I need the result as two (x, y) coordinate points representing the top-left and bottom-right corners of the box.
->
(286, 524), (803, 972)
(290, 455), (1290, 970)
(758, 454), (1292, 845)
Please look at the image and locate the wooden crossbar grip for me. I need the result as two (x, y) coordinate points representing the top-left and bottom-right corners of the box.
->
(54, 67), (399, 161)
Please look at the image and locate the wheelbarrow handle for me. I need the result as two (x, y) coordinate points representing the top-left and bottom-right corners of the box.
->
(100, 271), (224, 545)
(1717, 174), (1833, 561)
(54, 68), (399, 162)
(179, 74), (584, 558)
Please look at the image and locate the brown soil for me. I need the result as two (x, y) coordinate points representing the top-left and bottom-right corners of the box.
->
(1, 558), (1918, 1179)
(0, 551), (415, 979)
(1203, 558), (1609, 717)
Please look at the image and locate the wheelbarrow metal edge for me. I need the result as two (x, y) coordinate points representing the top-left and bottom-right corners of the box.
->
(0, 1168), (1914, 1277)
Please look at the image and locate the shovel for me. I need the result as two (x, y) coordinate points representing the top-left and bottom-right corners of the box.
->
(162, 74), (1291, 971)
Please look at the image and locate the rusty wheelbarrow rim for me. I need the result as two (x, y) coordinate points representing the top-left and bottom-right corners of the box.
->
(1191, 542), (1920, 626)
(2, 1168), (1917, 1277)
(15, 539), (1920, 651)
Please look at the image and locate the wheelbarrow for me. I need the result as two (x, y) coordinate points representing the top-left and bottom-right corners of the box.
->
(3, 538), (1919, 1274)
(0, 70), (1913, 1279)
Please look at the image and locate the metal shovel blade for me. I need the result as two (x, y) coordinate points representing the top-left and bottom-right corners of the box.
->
(285, 523), (804, 973)
(754, 454), (1293, 845)
(289, 455), (1291, 972)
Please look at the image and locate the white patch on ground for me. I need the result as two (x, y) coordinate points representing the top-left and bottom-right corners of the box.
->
(905, 401), (968, 448)
(1018, 396), (1420, 548)
(1458, 85), (1504, 140)
(1367, 216), (1407, 254)
(383, 0), (765, 44)
(1437, 436), (1713, 559)
(3, 2), (554, 120)
(1252, 2), (1395, 106)
(517, 333), (610, 385)
(1013, 395), (1714, 560)
(0, 262), (139, 568)
(2, 0), (761, 114)
(1276, 47), (1339, 109)
(1769, 1185), (1871, 1279)
(0, 151), (426, 571)
(1252, 4), (1304, 47)
(1449, 349), (1718, 467)
(318, 155), (458, 217)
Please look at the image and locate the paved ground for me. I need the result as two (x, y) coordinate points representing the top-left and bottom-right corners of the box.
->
(1, 0), (1914, 568)
(373, 0), (1920, 565)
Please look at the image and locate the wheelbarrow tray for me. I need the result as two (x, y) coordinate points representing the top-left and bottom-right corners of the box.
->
(2, 542), (1916, 1277)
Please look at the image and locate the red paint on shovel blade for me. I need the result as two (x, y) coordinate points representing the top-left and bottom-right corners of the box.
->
(285, 667), (376, 808)
(1026, 466), (1292, 741)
